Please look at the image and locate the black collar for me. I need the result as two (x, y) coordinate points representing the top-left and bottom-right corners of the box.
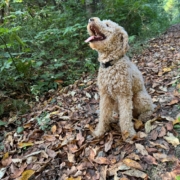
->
(101, 60), (114, 68)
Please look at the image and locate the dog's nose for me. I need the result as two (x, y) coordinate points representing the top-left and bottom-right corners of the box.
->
(89, 18), (94, 22)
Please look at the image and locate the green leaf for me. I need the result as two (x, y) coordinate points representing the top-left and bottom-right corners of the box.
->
(0, 120), (8, 126)
(17, 126), (24, 134)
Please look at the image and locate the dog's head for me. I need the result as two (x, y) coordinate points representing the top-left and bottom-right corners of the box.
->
(85, 17), (129, 57)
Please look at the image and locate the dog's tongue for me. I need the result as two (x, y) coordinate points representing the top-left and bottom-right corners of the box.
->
(85, 36), (95, 43)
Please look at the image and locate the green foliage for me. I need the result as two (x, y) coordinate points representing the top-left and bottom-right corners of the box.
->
(36, 112), (51, 131)
(164, 0), (180, 21)
(176, 175), (180, 180)
(98, 0), (171, 39)
(0, 0), (97, 99)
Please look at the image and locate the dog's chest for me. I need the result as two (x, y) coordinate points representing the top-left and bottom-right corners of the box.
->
(97, 63), (132, 97)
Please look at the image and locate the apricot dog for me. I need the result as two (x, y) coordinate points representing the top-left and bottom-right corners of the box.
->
(85, 17), (154, 141)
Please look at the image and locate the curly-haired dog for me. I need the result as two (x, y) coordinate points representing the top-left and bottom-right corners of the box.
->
(85, 17), (154, 141)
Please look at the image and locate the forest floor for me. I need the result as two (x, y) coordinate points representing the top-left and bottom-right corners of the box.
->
(0, 25), (180, 180)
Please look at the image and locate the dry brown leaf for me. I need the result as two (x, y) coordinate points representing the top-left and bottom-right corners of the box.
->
(67, 177), (81, 180)
(153, 153), (167, 161)
(1, 152), (12, 167)
(67, 153), (75, 163)
(99, 166), (107, 180)
(126, 153), (140, 160)
(149, 141), (168, 149)
(135, 143), (148, 156)
(23, 122), (34, 129)
(46, 148), (57, 158)
(68, 144), (78, 153)
(51, 125), (57, 134)
(158, 126), (166, 137)
(143, 155), (158, 165)
(149, 129), (158, 140)
(104, 133), (113, 152)
(107, 162), (130, 176)
(123, 158), (143, 170)
(134, 119), (144, 130)
(123, 169), (147, 179)
(76, 132), (85, 147)
(10, 163), (27, 179)
(163, 132), (180, 147)
(94, 157), (110, 165)
(167, 98), (179, 105)
(137, 131), (147, 138)
(43, 134), (56, 142)
(166, 122), (173, 131)
(145, 118), (158, 133)
(89, 147), (96, 161)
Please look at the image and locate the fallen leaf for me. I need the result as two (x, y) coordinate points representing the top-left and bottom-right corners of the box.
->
(17, 142), (34, 149)
(0, 167), (7, 179)
(51, 125), (57, 134)
(134, 119), (144, 130)
(46, 148), (57, 158)
(164, 132), (180, 147)
(166, 122), (173, 131)
(167, 98), (179, 105)
(163, 67), (171, 73)
(123, 158), (143, 170)
(67, 177), (81, 180)
(43, 134), (56, 141)
(19, 169), (35, 180)
(173, 117), (180, 125)
(10, 163), (27, 179)
(123, 169), (147, 178)
(143, 155), (158, 165)
(135, 143), (148, 156)
(137, 131), (147, 138)
(1, 152), (12, 166)
(76, 132), (85, 147)
(99, 166), (107, 180)
(107, 162), (130, 176)
(127, 153), (140, 160)
(145, 118), (158, 133)
(158, 126), (166, 137)
(153, 153), (167, 161)
(104, 133), (113, 152)
(88, 147), (96, 161)
(149, 141), (168, 149)
(149, 129), (158, 140)
(94, 157), (110, 165)
(68, 152), (75, 163)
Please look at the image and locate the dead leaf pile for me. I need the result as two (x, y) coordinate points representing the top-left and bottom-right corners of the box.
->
(0, 25), (180, 180)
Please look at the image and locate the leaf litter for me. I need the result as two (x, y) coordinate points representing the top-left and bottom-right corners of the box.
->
(0, 25), (180, 180)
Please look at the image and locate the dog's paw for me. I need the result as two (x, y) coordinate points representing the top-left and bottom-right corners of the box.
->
(92, 129), (105, 137)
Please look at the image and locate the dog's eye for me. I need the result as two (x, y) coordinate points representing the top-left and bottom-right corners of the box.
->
(106, 24), (109, 27)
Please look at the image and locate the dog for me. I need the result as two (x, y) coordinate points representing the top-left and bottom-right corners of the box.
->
(85, 17), (154, 142)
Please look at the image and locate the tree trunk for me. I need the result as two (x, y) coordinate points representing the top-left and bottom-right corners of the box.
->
(85, 0), (95, 18)
(0, 7), (4, 23)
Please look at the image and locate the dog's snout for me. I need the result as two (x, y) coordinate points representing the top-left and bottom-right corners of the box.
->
(89, 18), (94, 22)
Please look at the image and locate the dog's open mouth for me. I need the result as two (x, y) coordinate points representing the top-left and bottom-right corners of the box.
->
(85, 25), (106, 43)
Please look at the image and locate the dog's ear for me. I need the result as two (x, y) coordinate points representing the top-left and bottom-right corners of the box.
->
(118, 28), (129, 55)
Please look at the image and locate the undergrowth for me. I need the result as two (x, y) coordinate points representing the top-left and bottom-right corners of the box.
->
(0, 0), (179, 117)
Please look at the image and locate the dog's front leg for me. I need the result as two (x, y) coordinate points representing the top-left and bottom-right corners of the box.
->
(118, 95), (136, 142)
(93, 94), (114, 137)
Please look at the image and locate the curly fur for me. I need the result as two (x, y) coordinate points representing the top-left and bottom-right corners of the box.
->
(86, 17), (154, 141)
